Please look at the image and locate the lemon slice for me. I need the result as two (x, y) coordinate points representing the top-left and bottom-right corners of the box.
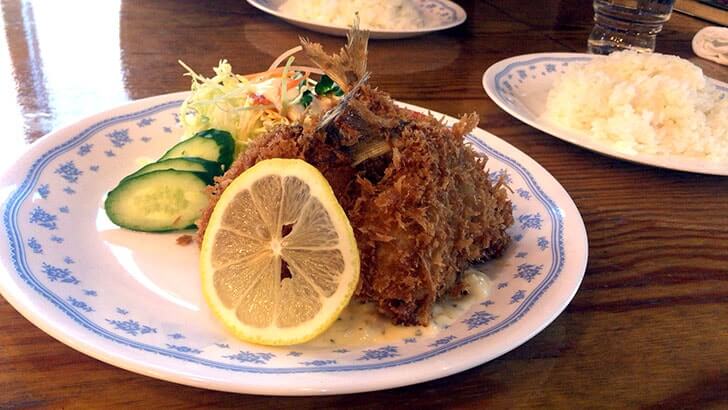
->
(200, 158), (360, 346)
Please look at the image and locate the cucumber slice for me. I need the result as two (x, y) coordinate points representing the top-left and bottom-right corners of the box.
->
(159, 129), (234, 170)
(105, 170), (211, 232)
(122, 157), (221, 183)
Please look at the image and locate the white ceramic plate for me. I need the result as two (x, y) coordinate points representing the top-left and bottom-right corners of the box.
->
(245, 0), (466, 39)
(483, 52), (728, 176)
(0, 92), (587, 395)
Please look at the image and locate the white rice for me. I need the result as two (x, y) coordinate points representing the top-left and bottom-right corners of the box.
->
(544, 51), (728, 161)
(279, 0), (426, 30)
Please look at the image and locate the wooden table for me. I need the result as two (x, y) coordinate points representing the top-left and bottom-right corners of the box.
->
(1, 0), (726, 407)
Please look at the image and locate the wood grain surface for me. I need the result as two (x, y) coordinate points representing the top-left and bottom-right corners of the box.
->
(1, 0), (727, 408)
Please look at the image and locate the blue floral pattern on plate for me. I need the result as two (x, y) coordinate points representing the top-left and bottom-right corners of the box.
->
(483, 52), (728, 176)
(0, 92), (586, 394)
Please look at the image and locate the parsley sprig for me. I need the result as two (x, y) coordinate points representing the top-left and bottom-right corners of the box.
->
(301, 75), (344, 108)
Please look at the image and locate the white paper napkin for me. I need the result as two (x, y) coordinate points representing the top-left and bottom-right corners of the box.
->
(692, 26), (728, 66)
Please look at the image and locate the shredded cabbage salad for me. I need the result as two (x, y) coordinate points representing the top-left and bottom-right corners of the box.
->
(178, 46), (341, 157)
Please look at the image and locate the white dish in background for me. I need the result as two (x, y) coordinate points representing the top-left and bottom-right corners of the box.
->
(483, 52), (728, 176)
(0, 92), (587, 395)
(245, 0), (466, 39)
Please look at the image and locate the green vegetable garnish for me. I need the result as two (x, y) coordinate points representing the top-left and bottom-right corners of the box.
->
(300, 90), (314, 108)
(315, 75), (344, 97)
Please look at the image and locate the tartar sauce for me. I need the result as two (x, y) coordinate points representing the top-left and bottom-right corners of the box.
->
(304, 269), (492, 347)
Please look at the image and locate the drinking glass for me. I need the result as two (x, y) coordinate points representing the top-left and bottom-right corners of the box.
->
(588, 0), (677, 54)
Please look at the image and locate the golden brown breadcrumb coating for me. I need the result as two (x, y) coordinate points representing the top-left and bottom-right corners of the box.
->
(196, 85), (513, 325)
(195, 27), (513, 325)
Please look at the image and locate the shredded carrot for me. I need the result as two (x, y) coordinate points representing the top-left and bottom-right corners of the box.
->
(268, 45), (303, 71)
(241, 65), (325, 80)
(287, 77), (303, 89)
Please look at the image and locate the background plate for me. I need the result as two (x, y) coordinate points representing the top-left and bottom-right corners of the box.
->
(246, 0), (466, 39)
(0, 92), (587, 395)
(483, 52), (728, 176)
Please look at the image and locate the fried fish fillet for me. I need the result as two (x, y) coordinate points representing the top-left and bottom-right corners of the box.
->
(196, 29), (513, 325)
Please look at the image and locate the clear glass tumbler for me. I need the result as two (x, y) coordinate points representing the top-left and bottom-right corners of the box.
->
(588, 0), (677, 54)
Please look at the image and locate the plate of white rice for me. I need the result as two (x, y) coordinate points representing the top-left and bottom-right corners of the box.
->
(483, 52), (728, 176)
(246, 0), (466, 39)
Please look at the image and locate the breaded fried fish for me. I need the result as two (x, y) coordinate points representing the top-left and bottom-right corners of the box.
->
(197, 27), (513, 325)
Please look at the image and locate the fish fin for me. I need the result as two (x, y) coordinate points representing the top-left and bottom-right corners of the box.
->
(300, 19), (369, 91)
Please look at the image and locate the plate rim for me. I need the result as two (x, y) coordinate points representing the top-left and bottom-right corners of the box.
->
(482, 52), (728, 176)
(0, 92), (587, 395)
(245, 0), (467, 39)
